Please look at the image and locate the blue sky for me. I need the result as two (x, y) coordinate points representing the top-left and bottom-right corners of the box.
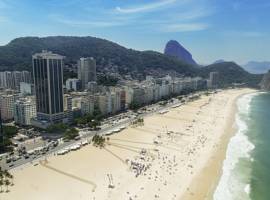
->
(0, 0), (269, 64)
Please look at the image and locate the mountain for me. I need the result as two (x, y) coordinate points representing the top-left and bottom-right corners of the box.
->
(0, 36), (262, 87)
(213, 59), (226, 64)
(260, 70), (270, 90)
(0, 36), (196, 77)
(243, 61), (270, 74)
(199, 62), (263, 88)
(164, 40), (197, 65)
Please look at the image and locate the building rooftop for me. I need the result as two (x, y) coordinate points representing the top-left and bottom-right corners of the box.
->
(32, 50), (65, 59)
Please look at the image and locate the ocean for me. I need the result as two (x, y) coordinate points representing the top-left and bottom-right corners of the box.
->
(213, 91), (270, 200)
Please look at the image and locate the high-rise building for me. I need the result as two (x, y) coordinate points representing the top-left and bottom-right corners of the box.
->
(81, 95), (95, 116)
(0, 71), (31, 90)
(78, 57), (97, 89)
(21, 71), (32, 83)
(209, 72), (219, 89)
(63, 94), (73, 123)
(0, 94), (17, 121)
(14, 97), (36, 126)
(32, 50), (65, 124)
(66, 78), (81, 91)
(20, 82), (33, 96)
(4, 72), (14, 89)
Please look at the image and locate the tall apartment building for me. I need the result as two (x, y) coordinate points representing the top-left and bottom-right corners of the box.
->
(66, 78), (81, 91)
(209, 72), (219, 89)
(97, 93), (111, 116)
(81, 95), (95, 116)
(0, 71), (31, 90)
(77, 57), (97, 90)
(0, 94), (17, 121)
(64, 94), (73, 123)
(32, 50), (65, 125)
(14, 97), (36, 126)
(20, 82), (34, 96)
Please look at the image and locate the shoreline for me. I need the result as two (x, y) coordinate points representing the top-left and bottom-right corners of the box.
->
(1, 88), (257, 200)
(181, 89), (258, 200)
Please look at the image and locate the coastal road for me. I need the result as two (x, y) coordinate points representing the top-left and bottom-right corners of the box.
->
(1, 96), (188, 171)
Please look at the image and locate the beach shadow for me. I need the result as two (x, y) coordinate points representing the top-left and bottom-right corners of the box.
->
(108, 142), (141, 154)
(159, 115), (193, 122)
(40, 161), (97, 192)
(132, 127), (162, 136)
(110, 138), (181, 152)
(110, 138), (155, 146)
(103, 147), (127, 165)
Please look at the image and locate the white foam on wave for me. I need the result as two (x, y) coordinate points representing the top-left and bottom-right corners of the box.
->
(213, 93), (257, 200)
(244, 184), (251, 195)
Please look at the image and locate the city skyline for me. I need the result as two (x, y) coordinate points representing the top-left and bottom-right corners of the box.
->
(0, 0), (269, 65)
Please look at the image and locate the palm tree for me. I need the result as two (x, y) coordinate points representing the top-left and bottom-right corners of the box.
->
(0, 175), (3, 193)
(9, 174), (14, 186)
(4, 179), (10, 192)
(5, 171), (13, 186)
(0, 169), (3, 193)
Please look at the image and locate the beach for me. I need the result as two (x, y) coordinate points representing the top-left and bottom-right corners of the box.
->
(0, 88), (256, 200)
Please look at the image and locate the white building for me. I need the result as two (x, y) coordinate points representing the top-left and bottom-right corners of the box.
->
(81, 95), (95, 116)
(124, 86), (134, 108)
(14, 97), (36, 125)
(64, 94), (73, 123)
(20, 82), (33, 96)
(209, 72), (219, 89)
(77, 57), (97, 90)
(66, 78), (81, 91)
(0, 71), (31, 90)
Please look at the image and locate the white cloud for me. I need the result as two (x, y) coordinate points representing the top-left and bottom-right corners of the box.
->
(163, 23), (209, 32)
(171, 7), (214, 21)
(115, 0), (178, 14)
(49, 14), (126, 28)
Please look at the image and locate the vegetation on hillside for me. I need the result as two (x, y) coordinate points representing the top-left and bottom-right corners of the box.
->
(0, 36), (263, 87)
(198, 62), (262, 88)
(0, 36), (195, 76)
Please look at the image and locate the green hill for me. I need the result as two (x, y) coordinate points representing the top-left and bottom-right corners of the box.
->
(199, 62), (262, 87)
(0, 36), (262, 87)
(0, 36), (196, 75)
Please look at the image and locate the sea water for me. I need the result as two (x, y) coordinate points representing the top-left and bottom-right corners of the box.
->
(214, 92), (270, 200)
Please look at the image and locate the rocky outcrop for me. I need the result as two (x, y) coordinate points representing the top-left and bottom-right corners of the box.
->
(164, 40), (197, 65)
(260, 70), (270, 90)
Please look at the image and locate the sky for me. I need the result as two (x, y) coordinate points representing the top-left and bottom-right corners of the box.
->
(0, 0), (269, 65)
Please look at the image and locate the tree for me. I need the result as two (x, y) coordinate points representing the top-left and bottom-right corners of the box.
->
(63, 128), (79, 140)
(4, 179), (10, 192)
(88, 120), (101, 130)
(0, 179), (3, 193)
(0, 168), (13, 192)
(46, 123), (68, 133)
(0, 171), (3, 193)
(5, 172), (13, 186)
(3, 126), (18, 138)
(92, 135), (105, 148)
(129, 102), (141, 110)
(93, 106), (103, 121)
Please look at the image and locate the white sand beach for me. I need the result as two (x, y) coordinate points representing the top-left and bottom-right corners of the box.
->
(0, 88), (256, 200)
